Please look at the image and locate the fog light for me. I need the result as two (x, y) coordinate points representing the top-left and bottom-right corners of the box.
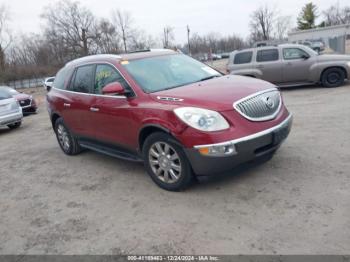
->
(198, 144), (236, 156)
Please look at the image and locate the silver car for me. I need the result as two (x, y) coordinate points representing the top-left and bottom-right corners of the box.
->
(227, 44), (350, 88)
(0, 87), (23, 129)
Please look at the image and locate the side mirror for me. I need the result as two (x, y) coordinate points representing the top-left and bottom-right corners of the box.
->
(102, 82), (125, 95)
(301, 54), (310, 60)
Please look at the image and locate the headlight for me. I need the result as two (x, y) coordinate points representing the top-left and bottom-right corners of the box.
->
(11, 100), (20, 110)
(174, 107), (229, 132)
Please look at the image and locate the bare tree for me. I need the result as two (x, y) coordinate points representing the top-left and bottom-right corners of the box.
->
(162, 26), (174, 48)
(41, 0), (98, 60)
(93, 18), (121, 54)
(250, 5), (276, 42)
(0, 4), (11, 72)
(112, 9), (133, 53)
(323, 4), (350, 26)
(275, 16), (292, 40)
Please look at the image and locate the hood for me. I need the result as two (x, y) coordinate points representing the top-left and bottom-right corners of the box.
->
(150, 75), (277, 111)
(13, 93), (31, 100)
(317, 54), (350, 62)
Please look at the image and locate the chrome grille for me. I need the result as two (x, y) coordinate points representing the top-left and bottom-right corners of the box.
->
(234, 89), (281, 121)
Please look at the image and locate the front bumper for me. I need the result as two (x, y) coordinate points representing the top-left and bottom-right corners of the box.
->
(0, 110), (23, 127)
(185, 114), (292, 175)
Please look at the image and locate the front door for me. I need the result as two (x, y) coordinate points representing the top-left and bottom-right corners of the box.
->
(282, 47), (313, 83)
(90, 64), (139, 150)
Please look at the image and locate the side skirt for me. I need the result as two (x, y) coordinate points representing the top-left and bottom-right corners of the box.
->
(78, 138), (143, 163)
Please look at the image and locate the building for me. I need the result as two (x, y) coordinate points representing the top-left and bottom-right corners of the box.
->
(288, 24), (350, 54)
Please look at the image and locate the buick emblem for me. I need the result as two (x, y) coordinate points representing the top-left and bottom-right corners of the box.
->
(263, 96), (274, 109)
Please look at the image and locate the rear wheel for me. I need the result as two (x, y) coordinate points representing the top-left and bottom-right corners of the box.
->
(7, 121), (21, 129)
(54, 118), (81, 155)
(143, 132), (194, 191)
(321, 68), (345, 88)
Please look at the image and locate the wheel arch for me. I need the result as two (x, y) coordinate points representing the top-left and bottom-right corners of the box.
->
(138, 124), (170, 152)
(320, 66), (348, 81)
(51, 112), (62, 129)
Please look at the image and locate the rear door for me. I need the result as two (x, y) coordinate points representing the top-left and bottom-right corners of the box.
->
(90, 64), (138, 149)
(255, 48), (282, 83)
(60, 64), (96, 138)
(282, 47), (313, 83)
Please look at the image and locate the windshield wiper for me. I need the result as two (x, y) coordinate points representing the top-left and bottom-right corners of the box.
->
(198, 75), (221, 82)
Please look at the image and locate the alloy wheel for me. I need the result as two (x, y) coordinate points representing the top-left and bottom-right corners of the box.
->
(148, 142), (182, 184)
(57, 124), (70, 152)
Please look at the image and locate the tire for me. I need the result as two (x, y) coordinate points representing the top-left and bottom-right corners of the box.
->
(142, 132), (194, 191)
(54, 117), (81, 155)
(7, 121), (21, 129)
(321, 68), (345, 88)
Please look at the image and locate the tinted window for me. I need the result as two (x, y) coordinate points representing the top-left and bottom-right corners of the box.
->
(234, 52), (253, 64)
(71, 65), (95, 93)
(53, 68), (69, 90)
(256, 49), (279, 62)
(283, 48), (309, 60)
(94, 64), (130, 94)
(0, 88), (12, 100)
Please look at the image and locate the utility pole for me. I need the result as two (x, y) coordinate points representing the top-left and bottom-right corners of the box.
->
(187, 25), (191, 55)
(163, 27), (169, 48)
(81, 28), (88, 56)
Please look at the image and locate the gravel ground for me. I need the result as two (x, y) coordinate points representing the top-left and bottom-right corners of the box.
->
(0, 81), (349, 255)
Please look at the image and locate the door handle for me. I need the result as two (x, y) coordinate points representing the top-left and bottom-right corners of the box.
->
(63, 103), (71, 107)
(256, 65), (264, 69)
(286, 62), (293, 66)
(90, 107), (99, 112)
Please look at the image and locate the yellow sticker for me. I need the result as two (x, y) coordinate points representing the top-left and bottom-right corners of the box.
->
(121, 60), (129, 65)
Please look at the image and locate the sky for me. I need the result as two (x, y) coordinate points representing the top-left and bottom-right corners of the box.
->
(1, 0), (349, 44)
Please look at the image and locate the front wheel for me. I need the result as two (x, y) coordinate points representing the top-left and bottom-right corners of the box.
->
(321, 68), (345, 88)
(7, 121), (21, 129)
(143, 132), (194, 191)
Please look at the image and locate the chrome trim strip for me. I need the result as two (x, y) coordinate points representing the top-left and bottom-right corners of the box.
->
(194, 114), (292, 149)
(233, 88), (282, 122)
(52, 61), (135, 99)
(52, 87), (127, 99)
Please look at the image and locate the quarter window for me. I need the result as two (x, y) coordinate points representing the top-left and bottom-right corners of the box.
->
(71, 65), (95, 93)
(94, 64), (130, 94)
(53, 68), (69, 90)
(256, 49), (279, 62)
(234, 52), (253, 64)
(283, 48), (309, 60)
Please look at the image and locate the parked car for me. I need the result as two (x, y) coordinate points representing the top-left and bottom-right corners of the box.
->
(1, 86), (37, 114)
(44, 77), (55, 91)
(227, 44), (350, 88)
(0, 87), (23, 129)
(299, 40), (325, 53)
(47, 50), (292, 191)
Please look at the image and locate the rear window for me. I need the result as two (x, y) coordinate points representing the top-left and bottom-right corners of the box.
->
(53, 68), (69, 90)
(256, 49), (279, 62)
(234, 52), (253, 64)
(0, 89), (12, 100)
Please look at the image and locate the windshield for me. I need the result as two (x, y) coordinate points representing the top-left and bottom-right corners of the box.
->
(0, 88), (12, 100)
(7, 88), (19, 95)
(304, 46), (319, 56)
(122, 54), (222, 93)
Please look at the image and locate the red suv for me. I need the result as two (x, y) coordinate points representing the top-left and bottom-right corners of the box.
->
(47, 50), (292, 191)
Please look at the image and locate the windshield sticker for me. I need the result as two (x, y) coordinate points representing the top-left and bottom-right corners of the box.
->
(201, 66), (218, 75)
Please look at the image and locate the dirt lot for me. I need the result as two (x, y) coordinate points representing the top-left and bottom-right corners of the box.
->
(0, 79), (350, 255)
